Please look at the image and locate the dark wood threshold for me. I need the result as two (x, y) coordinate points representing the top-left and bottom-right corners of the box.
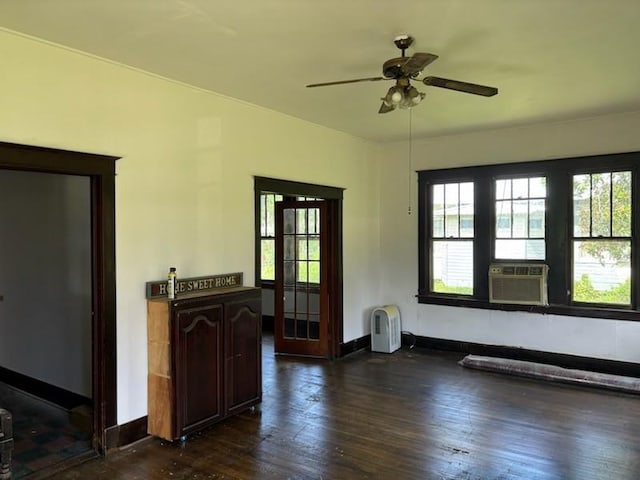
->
(104, 416), (149, 451)
(340, 335), (371, 357)
(415, 335), (640, 378)
(0, 366), (91, 410)
(27, 449), (98, 480)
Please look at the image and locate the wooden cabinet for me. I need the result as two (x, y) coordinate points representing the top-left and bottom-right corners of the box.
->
(147, 287), (261, 441)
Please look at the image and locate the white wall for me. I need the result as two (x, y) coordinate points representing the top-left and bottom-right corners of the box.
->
(0, 29), (382, 423)
(0, 170), (92, 396)
(379, 111), (640, 363)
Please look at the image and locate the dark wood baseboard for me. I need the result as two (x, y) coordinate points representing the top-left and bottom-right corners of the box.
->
(415, 336), (640, 378)
(340, 334), (371, 357)
(0, 365), (91, 410)
(105, 416), (149, 451)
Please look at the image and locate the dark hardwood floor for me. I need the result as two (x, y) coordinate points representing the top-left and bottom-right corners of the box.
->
(50, 334), (640, 479)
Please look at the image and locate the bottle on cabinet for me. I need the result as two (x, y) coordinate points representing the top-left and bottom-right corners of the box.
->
(167, 267), (177, 300)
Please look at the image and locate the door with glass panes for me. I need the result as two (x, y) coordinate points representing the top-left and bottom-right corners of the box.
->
(274, 200), (329, 357)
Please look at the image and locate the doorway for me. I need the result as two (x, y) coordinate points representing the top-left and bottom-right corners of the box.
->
(254, 177), (343, 359)
(0, 169), (93, 475)
(274, 200), (328, 357)
(0, 142), (117, 459)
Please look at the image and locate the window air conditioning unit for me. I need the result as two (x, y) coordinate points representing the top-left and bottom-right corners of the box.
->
(489, 263), (549, 306)
(371, 305), (401, 353)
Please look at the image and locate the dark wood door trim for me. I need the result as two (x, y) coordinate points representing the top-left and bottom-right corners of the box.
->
(275, 201), (329, 357)
(255, 177), (343, 359)
(327, 198), (343, 360)
(0, 141), (118, 453)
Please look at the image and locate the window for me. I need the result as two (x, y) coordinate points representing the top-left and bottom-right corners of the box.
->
(257, 187), (330, 285)
(572, 171), (631, 305)
(418, 152), (639, 319)
(495, 176), (546, 260)
(288, 205), (321, 284)
(259, 192), (282, 281)
(431, 182), (474, 295)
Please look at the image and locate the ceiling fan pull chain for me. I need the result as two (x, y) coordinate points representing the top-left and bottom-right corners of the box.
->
(408, 109), (413, 216)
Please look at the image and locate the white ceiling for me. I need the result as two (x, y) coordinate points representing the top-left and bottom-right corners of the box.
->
(1, 1), (640, 142)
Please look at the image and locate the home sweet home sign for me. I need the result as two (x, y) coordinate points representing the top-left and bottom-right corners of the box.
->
(145, 272), (243, 299)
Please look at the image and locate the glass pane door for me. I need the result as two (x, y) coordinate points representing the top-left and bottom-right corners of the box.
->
(275, 201), (328, 357)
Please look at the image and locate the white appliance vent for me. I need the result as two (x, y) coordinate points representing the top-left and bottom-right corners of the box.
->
(489, 263), (549, 306)
(371, 305), (401, 353)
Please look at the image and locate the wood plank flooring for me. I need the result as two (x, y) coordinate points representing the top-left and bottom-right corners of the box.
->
(51, 335), (640, 479)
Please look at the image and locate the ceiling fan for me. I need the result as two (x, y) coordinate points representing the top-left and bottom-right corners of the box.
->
(306, 35), (498, 114)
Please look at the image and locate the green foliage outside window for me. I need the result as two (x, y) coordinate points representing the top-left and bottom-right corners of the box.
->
(573, 274), (630, 305)
(432, 279), (473, 295)
(261, 239), (275, 280)
(573, 172), (631, 264)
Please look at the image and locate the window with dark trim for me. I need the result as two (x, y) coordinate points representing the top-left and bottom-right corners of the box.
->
(259, 193), (321, 283)
(254, 177), (343, 290)
(418, 151), (640, 320)
(431, 181), (474, 295)
(259, 192), (283, 281)
(571, 171), (631, 306)
(495, 176), (546, 260)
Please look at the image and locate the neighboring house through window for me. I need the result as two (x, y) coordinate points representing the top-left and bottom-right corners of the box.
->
(431, 182), (474, 295)
(495, 176), (546, 260)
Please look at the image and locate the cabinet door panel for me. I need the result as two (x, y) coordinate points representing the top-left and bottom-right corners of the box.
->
(225, 295), (261, 415)
(174, 304), (223, 436)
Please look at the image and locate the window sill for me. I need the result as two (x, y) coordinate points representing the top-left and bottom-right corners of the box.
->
(417, 295), (639, 321)
(259, 280), (276, 289)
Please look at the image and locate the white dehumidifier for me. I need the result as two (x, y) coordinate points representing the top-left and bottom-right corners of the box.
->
(370, 305), (401, 353)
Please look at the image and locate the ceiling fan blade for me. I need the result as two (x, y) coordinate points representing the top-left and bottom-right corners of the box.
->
(422, 76), (498, 97)
(306, 77), (385, 88)
(378, 102), (395, 114)
(401, 52), (439, 76)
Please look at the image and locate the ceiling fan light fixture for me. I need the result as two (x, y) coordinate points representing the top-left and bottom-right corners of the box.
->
(383, 85), (404, 107)
(384, 85), (404, 107)
(306, 35), (499, 115)
(405, 86), (425, 106)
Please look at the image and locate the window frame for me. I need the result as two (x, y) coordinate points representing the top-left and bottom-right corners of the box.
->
(418, 151), (640, 321)
(570, 170), (632, 308)
(259, 192), (283, 282)
(429, 180), (475, 296)
(259, 193), (323, 286)
(254, 177), (343, 290)
(493, 175), (547, 261)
